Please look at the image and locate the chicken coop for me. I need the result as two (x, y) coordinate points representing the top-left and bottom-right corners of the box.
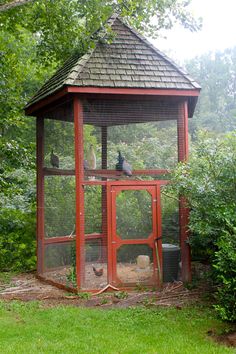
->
(25, 14), (200, 292)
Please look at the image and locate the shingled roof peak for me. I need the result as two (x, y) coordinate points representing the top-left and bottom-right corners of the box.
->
(114, 16), (201, 89)
(26, 14), (200, 109)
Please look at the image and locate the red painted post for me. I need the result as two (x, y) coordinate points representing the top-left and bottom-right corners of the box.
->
(101, 126), (108, 264)
(36, 117), (44, 275)
(106, 183), (113, 284)
(177, 100), (191, 283)
(156, 185), (163, 287)
(73, 97), (85, 289)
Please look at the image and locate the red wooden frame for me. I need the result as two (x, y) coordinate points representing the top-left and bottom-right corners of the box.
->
(73, 97), (85, 288)
(107, 180), (165, 288)
(25, 86), (200, 116)
(177, 100), (191, 282)
(67, 86), (200, 97)
(36, 117), (44, 275)
(101, 126), (108, 263)
(34, 91), (192, 291)
(43, 168), (170, 178)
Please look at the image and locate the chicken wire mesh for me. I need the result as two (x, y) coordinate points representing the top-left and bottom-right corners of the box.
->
(44, 242), (76, 288)
(44, 176), (76, 238)
(42, 117), (76, 287)
(107, 121), (177, 172)
(161, 186), (180, 246)
(116, 189), (153, 240)
(83, 185), (108, 290)
(161, 186), (181, 281)
(38, 97), (184, 289)
(44, 119), (75, 169)
(116, 244), (154, 285)
(83, 98), (181, 179)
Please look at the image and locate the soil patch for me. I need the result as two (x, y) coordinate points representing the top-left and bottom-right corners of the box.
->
(208, 329), (236, 348)
(0, 272), (211, 309)
(43, 261), (153, 290)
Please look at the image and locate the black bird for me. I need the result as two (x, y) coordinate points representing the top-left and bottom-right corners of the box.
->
(92, 266), (103, 277)
(50, 149), (59, 168)
(116, 150), (132, 177)
(84, 159), (89, 170)
(116, 150), (123, 171)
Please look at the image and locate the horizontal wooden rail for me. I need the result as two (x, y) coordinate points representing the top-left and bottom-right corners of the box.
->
(44, 236), (75, 244)
(85, 169), (170, 176)
(43, 168), (170, 179)
(43, 167), (75, 176)
(44, 233), (103, 244)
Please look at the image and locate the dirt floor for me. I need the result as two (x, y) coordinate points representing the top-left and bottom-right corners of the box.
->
(44, 262), (153, 290)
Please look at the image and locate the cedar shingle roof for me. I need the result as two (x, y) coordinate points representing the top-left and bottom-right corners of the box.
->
(26, 14), (200, 108)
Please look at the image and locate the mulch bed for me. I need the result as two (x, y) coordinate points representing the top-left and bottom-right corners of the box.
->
(0, 272), (208, 307)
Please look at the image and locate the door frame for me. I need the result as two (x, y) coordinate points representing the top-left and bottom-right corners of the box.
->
(107, 180), (167, 288)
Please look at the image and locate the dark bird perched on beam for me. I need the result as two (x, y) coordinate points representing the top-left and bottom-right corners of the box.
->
(116, 150), (132, 177)
(50, 149), (59, 168)
(84, 159), (89, 170)
(92, 266), (103, 277)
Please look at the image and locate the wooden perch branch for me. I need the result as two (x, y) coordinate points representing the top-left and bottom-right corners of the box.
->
(0, 0), (33, 12)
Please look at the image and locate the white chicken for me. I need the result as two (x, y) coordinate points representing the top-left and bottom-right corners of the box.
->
(87, 144), (96, 169)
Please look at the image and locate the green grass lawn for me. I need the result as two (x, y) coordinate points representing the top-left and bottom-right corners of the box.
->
(0, 301), (234, 354)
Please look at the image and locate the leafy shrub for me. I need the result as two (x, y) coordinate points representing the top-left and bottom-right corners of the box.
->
(0, 207), (36, 272)
(0, 150), (36, 272)
(171, 131), (236, 321)
(213, 230), (236, 322)
(171, 131), (236, 261)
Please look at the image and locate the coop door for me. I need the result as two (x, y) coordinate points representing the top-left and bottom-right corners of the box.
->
(109, 185), (161, 287)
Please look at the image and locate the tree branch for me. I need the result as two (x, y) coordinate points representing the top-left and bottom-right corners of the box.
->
(0, 0), (33, 12)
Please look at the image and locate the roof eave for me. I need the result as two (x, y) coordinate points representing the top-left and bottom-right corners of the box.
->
(25, 85), (200, 117)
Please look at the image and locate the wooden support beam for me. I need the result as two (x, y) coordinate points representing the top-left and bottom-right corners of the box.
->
(44, 233), (103, 244)
(44, 236), (75, 244)
(43, 168), (75, 176)
(36, 117), (44, 275)
(67, 86), (200, 97)
(43, 168), (170, 178)
(101, 126), (108, 264)
(84, 169), (170, 177)
(74, 97), (85, 289)
(177, 101), (191, 283)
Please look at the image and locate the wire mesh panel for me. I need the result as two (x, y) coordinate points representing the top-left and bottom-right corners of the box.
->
(107, 121), (178, 172)
(83, 98), (180, 179)
(161, 186), (180, 245)
(44, 119), (75, 169)
(116, 190), (152, 240)
(44, 176), (76, 238)
(44, 242), (76, 287)
(84, 98), (180, 126)
(117, 244), (154, 285)
(161, 186), (181, 282)
(43, 175), (76, 287)
(42, 117), (76, 288)
(83, 185), (107, 290)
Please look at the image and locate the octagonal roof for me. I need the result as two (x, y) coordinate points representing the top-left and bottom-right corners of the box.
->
(26, 14), (200, 111)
